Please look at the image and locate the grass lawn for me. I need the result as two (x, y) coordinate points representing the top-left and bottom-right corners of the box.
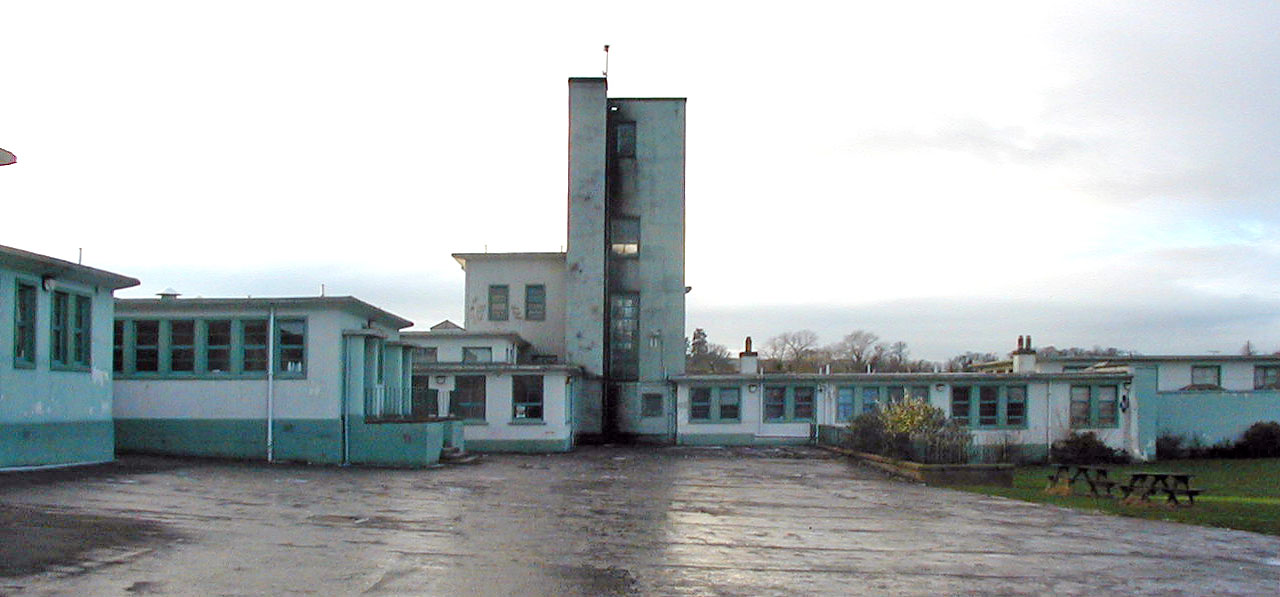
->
(948, 458), (1280, 536)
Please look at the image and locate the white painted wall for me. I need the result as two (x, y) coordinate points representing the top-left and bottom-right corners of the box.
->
(425, 369), (575, 445)
(460, 255), (566, 360)
(114, 306), (401, 421)
(401, 333), (520, 364)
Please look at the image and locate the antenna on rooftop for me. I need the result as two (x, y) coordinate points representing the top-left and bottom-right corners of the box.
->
(603, 44), (610, 77)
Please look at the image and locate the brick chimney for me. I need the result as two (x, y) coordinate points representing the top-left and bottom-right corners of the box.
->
(738, 336), (759, 375)
(1012, 335), (1037, 373)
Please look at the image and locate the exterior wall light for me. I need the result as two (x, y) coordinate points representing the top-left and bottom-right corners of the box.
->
(935, 383), (946, 391)
(434, 375), (447, 384)
(747, 384), (758, 393)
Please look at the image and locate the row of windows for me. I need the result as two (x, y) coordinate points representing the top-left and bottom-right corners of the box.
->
(1194, 364), (1280, 390)
(693, 383), (1120, 430)
(410, 346), (495, 364)
(487, 284), (546, 322)
(12, 282), (93, 370)
(113, 318), (306, 377)
(410, 374), (546, 422)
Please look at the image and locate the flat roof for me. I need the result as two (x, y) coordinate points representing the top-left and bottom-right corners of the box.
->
(116, 296), (413, 329)
(0, 244), (139, 290)
(673, 371), (1131, 383)
(451, 252), (565, 269)
(400, 330), (529, 344)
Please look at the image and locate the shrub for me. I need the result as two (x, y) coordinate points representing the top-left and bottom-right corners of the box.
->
(1156, 432), (1187, 460)
(1239, 421), (1280, 458)
(1051, 431), (1130, 464)
(846, 399), (972, 464)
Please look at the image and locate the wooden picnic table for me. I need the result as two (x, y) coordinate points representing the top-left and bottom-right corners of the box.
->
(1120, 472), (1202, 505)
(1046, 465), (1117, 497)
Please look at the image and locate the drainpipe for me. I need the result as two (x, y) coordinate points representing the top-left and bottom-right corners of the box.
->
(266, 306), (276, 463)
(340, 336), (349, 465)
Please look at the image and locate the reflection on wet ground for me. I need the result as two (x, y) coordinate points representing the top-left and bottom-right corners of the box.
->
(2, 446), (1279, 595)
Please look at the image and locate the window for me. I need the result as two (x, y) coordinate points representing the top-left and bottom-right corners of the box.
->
(764, 386), (787, 420)
(112, 320), (124, 372)
(134, 320), (160, 372)
(837, 387), (856, 421)
(689, 387), (742, 422)
(1189, 365), (1221, 389)
(763, 386), (815, 422)
(488, 285), (509, 321)
(169, 320), (195, 372)
(978, 386), (999, 426)
(206, 320), (231, 372)
(1071, 385), (1119, 428)
(117, 317), (305, 378)
(525, 285), (546, 321)
(641, 393), (664, 417)
(1255, 365), (1280, 390)
(72, 295), (91, 367)
(951, 385), (1028, 428)
(609, 293), (639, 379)
(719, 388), (741, 420)
(242, 320), (268, 372)
(50, 292), (68, 366)
(413, 347), (438, 363)
(1006, 386), (1027, 426)
(614, 121), (636, 158)
(277, 318), (305, 374)
(462, 347), (492, 363)
(887, 386), (906, 404)
(908, 386), (930, 401)
(512, 375), (543, 420)
(860, 387), (880, 413)
(951, 386), (972, 426)
(793, 387), (815, 420)
(14, 282), (36, 367)
(610, 217), (640, 256)
(691, 388), (713, 420)
(410, 375), (438, 418)
(450, 375), (486, 421)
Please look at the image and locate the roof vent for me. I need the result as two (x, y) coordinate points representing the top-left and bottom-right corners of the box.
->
(157, 288), (181, 301)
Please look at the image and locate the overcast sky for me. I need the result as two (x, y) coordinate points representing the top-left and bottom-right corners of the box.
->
(5, 2), (1280, 361)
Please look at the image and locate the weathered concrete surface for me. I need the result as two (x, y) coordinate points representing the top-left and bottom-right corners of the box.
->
(2, 447), (1279, 596)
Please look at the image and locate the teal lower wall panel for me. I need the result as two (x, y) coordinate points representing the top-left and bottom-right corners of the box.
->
(116, 419), (344, 464)
(465, 438), (573, 453)
(1, 420), (114, 469)
(678, 433), (810, 446)
(348, 420), (446, 466)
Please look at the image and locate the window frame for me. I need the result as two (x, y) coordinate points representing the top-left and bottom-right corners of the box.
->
(487, 285), (509, 321)
(275, 317), (306, 377)
(13, 281), (37, 368)
(450, 374), (487, 422)
(511, 375), (544, 422)
(641, 393), (665, 418)
(114, 316), (308, 379)
(524, 284), (546, 321)
(1069, 384), (1120, 429)
(761, 385), (816, 423)
(949, 385), (1029, 429)
(462, 346), (493, 363)
(1254, 365), (1280, 390)
(1189, 365), (1222, 389)
(49, 290), (92, 370)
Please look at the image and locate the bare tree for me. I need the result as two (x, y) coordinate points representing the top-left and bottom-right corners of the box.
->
(763, 330), (821, 372)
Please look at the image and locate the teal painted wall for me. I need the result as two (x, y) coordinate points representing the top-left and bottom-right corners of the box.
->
(117, 417), (448, 466)
(678, 433), (809, 447)
(2, 267), (119, 468)
(465, 437), (573, 453)
(1155, 389), (1280, 445)
(347, 419), (445, 465)
(0, 420), (114, 468)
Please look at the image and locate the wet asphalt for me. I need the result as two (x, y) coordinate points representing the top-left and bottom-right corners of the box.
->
(1, 446), (1279, 596)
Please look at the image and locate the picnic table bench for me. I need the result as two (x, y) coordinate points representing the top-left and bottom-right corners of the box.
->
(1118, 472), (1203, 505)
(1045, 465), (1117, 497)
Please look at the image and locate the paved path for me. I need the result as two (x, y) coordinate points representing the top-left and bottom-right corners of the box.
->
(2, 447), (1279, 595)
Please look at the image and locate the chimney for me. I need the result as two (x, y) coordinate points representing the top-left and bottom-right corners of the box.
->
(1012, 334), (1037, 373)
(738, 336), (759, 375)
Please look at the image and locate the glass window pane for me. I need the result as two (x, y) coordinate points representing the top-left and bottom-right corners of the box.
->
(691, 388), (712, 420)
(1097, 386), (1118, 426)
(837, 387), (855, 421)
(488, 285), (509, 321)
(978, 386), (999, 426)
(764, 386), (787, 420)
(719, 387), (740, 420)
(1070, 386), (1092, 427)
(793, 387), (815, 420)
(1006, 386), (1027, 426)
(525, 285), (546, 321)
(951, 386), (971, 425)
(861, 387), (880, 413)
